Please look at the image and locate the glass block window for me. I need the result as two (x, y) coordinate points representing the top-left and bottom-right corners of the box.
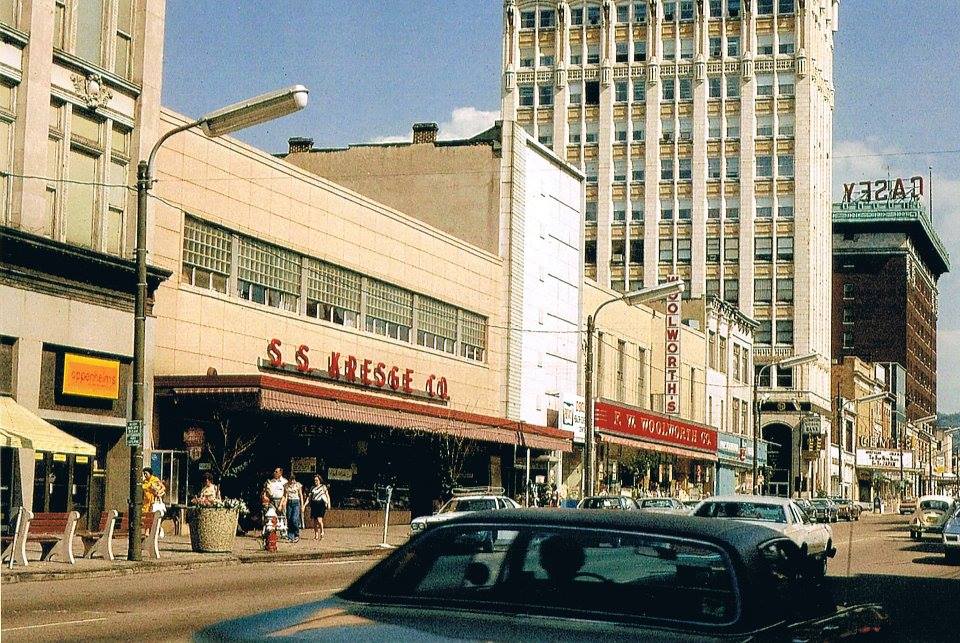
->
(417, 297), (457, 354)
(182, 216), (232, 293)
(461, 311), (487, 361)
(365, 279), (413, 341)
(306, 260), (361, 327)
(237, 237), (301, 311)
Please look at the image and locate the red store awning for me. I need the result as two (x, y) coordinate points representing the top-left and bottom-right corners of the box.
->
(156, 374), (572, 452)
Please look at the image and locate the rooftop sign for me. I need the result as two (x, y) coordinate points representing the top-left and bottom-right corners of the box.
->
(841, 176), (923, 204)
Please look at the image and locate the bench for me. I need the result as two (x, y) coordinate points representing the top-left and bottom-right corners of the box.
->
(1, 508), (33, 568)
(0, 509), (79, 566)
(117, 510), (163, 560)
(77, 510), (120, 561)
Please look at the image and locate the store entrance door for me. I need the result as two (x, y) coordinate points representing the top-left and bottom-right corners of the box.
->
(31, 452), (91, 519)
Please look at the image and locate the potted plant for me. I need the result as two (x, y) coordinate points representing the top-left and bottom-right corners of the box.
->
(187, 496), (249, 553)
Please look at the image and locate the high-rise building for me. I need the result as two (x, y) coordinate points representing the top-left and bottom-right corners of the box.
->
(832, 196), (949, 423)
(501, 0), (839, 496)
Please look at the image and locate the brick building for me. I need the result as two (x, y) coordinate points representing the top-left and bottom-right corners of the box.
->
(832, 198), (949, 423)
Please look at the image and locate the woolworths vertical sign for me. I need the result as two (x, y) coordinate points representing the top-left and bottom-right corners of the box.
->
(663, 275), (682, 415)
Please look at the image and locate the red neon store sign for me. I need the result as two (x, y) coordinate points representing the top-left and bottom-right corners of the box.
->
(266, 339), (450, 400)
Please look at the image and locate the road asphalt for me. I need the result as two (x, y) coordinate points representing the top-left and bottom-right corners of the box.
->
(1, 512), (957, 641)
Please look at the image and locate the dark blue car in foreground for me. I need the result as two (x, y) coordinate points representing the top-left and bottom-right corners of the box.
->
(197, 510), (886, 641)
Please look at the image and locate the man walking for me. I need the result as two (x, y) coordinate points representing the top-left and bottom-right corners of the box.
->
(262, 467), (288, 537)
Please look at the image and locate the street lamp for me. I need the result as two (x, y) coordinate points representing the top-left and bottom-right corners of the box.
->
(127, 86), (308, 561)
(835, 391), (888, 497)
(583, 281), (684, 497)
(752, 352), (817, 495)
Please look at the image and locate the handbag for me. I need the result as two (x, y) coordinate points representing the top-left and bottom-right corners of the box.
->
(151, 500), (166, 539)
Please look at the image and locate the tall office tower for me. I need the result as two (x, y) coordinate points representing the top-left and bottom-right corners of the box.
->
(502, 0), (839, 497)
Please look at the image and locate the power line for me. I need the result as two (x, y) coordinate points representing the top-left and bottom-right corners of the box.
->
(834, 149), (960, 160)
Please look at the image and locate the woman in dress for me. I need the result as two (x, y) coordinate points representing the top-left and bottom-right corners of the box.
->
(309, 474), (331, 540)
(196, 472), (220, 504)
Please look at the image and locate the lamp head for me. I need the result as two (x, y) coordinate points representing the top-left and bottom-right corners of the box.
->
(621, 280), (684, 306)
(198, 85), (309, 138)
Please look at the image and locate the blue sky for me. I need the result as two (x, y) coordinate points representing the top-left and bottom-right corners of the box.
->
(162, 1), (960, 409)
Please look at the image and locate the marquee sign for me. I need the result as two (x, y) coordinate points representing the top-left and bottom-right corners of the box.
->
(261, 339), (450, 403)
(663, 275), (682, 415)
(856, 448), (914, 471)
(841, 176), (923, 204)
(594, 400), (717, 454)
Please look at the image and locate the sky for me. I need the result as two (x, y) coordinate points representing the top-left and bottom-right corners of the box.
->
(161, 1), (960, 409)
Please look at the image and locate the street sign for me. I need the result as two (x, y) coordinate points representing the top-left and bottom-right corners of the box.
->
(126, 419), (143, 447)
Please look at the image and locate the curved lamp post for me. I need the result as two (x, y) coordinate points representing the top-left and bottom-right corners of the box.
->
(752, 352), (817, 495)
(128, 86), (309, 561)
(583, 280), (684, 497)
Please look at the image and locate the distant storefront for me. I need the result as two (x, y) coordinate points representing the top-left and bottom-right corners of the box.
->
(593, 400), (718, 499)
(716, 432), (767, 495)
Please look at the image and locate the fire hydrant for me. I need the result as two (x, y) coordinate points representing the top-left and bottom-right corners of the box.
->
(264, 514), (279, 552)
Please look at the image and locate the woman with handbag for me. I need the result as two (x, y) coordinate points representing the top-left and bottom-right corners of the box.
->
(309, 475), (331, 540)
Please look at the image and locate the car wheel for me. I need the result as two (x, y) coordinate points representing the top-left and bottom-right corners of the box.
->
(814, 555), (828, 577)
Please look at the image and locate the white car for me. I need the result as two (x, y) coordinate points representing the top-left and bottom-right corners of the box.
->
(410, 493), (520, 535)
(692, 494), (836, 576)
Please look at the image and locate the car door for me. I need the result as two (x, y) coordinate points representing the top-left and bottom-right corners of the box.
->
(792, 503), (826, 555)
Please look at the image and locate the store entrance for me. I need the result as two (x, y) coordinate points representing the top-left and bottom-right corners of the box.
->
(31, 452), (91, 518)
(763, 423), (794, 497)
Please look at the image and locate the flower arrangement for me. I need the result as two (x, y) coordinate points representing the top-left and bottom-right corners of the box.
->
(190, 496), (250, 514)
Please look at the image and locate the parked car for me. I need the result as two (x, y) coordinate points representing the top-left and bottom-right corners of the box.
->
(941, 503), (960, 563)
(681, 499), (701, 511)
(409, 487), (519, 535)
(898, 497), (917, 515)
(909, 495), (958, 540)
(577, 495), (640, 510)
(635, 497), (688, 514)
(794, 498), (814, 517)
(197, 510), (886, 641)
(692, 495), (835, 576)
(831, 498), (862, 521)
(809, 498), (839, 523)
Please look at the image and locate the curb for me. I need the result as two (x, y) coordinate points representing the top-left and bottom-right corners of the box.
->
(0, 546), (391, 585)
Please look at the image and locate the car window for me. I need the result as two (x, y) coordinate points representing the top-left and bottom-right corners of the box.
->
(358, 524), (739, 626)
(641, 499), (675, 508)
(694, 502), (787, 523)
(442, 498), (498, 513)
(919, 500), (951, 512)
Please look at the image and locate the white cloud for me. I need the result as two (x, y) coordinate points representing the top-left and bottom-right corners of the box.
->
(367, 106), (500, 144)
(834, 138), (960, 411)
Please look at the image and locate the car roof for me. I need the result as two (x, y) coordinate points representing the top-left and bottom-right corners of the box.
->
(445, 495), (507, 501)
(918, 495), (956, 503)
(444, 508), (787, 552)
(699, 494), (795, 507)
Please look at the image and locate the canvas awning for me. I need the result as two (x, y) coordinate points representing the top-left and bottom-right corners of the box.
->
(0, 395), (96, 456)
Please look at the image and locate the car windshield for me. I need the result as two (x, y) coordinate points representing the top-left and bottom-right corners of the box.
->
(440, 498), (497, 513)
(641, 499), (675, 508)
(919, 500), (951, 512)
(353, 524), (739, 626)
(581, 498), (624, 509)
(694, 502), (787, 523)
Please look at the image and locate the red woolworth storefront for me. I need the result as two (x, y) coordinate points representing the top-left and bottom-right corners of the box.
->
(593, 400), (719, 498)
(154, 372), (571, 522)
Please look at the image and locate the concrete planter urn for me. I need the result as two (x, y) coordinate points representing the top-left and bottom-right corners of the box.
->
(188, 507), (239, 553)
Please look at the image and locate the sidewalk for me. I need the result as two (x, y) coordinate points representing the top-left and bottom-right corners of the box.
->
(1, 524), (409, 584)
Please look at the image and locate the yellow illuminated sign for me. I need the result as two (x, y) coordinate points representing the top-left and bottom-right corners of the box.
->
(52, 453), (67, 462)
(62, 354), (120, 400)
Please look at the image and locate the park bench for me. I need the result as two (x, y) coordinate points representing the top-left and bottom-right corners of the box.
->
(77, 509), (120, 560)
(77, 510), (162, 560)
(0, 508), (79, 566)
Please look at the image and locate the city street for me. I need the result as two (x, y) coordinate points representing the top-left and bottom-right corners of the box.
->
(1, 512), (957, 641)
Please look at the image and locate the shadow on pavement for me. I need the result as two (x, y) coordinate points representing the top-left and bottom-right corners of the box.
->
(829, 573), (960, 642)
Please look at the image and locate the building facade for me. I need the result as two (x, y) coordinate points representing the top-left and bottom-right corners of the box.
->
(150, 111), (573, 517)
(283, 120), (586, 493)
(832, 198), (949, 423)
(501, 0), (838, 498)
(1, 0), (167, 527)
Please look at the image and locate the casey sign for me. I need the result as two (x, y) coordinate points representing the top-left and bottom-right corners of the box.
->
(841, 176), (923, 204)
(263, 339), (450, 402)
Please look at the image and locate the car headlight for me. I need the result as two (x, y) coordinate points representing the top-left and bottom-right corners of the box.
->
(410, 522), (424, 531)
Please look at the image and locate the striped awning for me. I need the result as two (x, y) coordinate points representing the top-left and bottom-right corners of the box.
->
(599, 432), (718, 462)
(0, 395), (96, 456)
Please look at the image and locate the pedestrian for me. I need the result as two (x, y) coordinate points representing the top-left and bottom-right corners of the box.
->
(262, 467), (288, 537)
(141, 467), (166, 538)
(309, 474), (331, 540)
(873, 495), (881, 514)
(549, 483), (560, 508)
(284, 473), (305, 543)
(195, 472), (220, 504)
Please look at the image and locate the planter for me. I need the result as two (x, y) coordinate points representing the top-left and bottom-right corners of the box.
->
(188, 507), (239, 553)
